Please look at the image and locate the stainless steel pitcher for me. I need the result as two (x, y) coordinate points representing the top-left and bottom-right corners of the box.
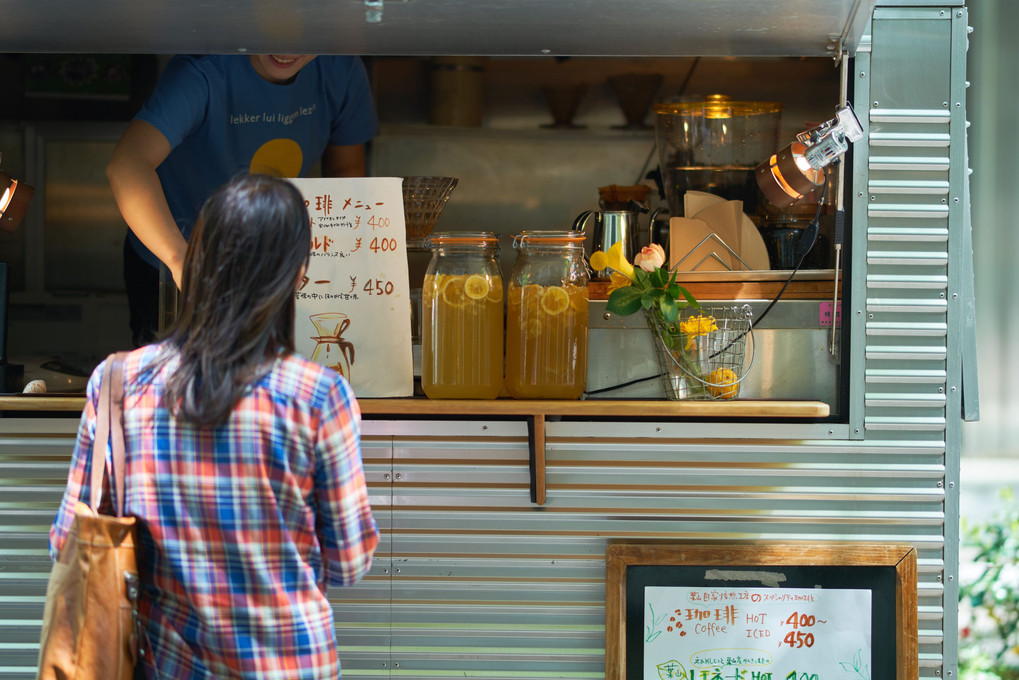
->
(572, 207), (661, 277)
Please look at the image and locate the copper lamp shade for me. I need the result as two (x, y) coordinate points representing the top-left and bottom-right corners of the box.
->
(755, 142), (825, 209)
(0, 171), (34, 233)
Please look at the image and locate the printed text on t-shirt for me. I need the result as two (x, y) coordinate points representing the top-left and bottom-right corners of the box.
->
(229, 104), (317, 126)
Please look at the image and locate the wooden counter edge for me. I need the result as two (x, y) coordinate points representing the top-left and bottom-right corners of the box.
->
(0, 395), (87, 411)
(1, 396), (830, 419)
(357, 398), (829, 418)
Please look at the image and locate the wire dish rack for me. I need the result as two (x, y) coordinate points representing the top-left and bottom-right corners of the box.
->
(402, 176), (459, 243)
(646, 304), (755, 400)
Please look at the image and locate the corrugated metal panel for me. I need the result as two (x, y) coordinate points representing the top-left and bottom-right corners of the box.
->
(1, 415), (954, 679)
(369, 426), (951, 677)
(859, 6), (966, 678)
(0, 421), (394, 679)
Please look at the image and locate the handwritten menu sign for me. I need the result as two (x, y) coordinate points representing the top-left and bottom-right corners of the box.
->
(643, 586), (871, 680)
(289, 177), (413, 398)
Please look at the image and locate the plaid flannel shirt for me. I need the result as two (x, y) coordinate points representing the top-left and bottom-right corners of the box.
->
(50, 345), (379, 679)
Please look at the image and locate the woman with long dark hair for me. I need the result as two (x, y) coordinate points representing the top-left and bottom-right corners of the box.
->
(50, 174), (379, 678)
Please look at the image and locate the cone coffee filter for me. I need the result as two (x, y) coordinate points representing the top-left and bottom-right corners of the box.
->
(402, 177), (459, 239)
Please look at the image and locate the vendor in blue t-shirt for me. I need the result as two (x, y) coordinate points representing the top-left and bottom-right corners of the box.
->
(107, 54), (379, 346)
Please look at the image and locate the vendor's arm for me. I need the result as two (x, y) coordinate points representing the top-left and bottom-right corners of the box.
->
(321, 143), (367, 178)
(106, 120), (188, 288)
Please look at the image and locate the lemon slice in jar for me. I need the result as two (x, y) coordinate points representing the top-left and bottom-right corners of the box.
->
(540, 286), (571, 316)
(487, 281), (504, 302)
(441, 276), (467, 308)
(464, 274), (490, 300)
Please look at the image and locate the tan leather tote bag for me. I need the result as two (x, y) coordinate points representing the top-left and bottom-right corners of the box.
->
(37, 351), (140, 680)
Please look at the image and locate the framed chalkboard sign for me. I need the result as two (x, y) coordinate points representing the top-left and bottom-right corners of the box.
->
(605, 544), (917, 680)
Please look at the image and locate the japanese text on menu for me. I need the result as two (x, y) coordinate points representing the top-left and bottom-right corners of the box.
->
(290, 177), (413, 398)
(644, 586), (871, 680)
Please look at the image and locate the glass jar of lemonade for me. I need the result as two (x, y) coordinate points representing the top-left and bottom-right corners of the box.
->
(421, 232), (504, 399)
(505, 231), (589, 399)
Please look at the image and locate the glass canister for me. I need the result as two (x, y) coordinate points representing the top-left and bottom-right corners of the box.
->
(505, 231), (589, 399)
(421, 232), (504, 399)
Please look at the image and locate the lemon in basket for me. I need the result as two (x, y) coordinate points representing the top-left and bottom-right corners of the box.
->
(706, 367), (739, 400)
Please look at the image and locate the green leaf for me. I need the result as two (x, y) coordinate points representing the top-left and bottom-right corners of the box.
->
(660, 296), (679, 322)
(649, 267), (668, 288)
(640, 288), (663, 311)
(606, 286), (643, 316)
(678, 286), (700, 308)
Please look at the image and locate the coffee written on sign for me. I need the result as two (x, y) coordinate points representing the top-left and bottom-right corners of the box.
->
(643, 586), (871, 680)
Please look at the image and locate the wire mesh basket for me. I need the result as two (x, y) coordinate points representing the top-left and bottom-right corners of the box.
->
(402, 176), (459, 241)
(646, 304), (755, 400)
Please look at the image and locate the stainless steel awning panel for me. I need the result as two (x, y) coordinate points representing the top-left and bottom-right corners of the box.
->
(1, 0), (876, 57)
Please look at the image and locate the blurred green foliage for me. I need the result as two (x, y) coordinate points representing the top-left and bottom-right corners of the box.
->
(960, 488), (1019, 680)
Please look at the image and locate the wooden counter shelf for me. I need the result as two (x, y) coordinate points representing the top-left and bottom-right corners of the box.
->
(2, 396), (829, 506)
(357, 398), (828, 418)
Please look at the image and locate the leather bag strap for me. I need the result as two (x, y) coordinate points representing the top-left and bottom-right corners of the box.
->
(89, 355), (114, 511)
(88, 351), (129, 516)
(110, 352), (128, 517)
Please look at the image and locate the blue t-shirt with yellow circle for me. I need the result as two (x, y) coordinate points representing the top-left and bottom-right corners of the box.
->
(130, 54), (378, 266)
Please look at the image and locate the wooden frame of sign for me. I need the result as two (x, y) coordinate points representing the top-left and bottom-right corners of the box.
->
(605, 543), (918, 680)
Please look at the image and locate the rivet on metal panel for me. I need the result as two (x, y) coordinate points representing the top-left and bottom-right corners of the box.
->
(603, 313), (611, 321)
(940, 10), (945, 16)
(937, 574), (943, 581)
(951, 386), (957, 392)
(482, 425), (488, 430)
(943, 102), (949, 108)
(395, 473), (402, 480)
(873, 101), (879, 107)
(940, 292), (945, 298)
(383, 473), (390, 480)
(941, 198), (947, 204)
(655, 427), (661, 432)
(854, 428), (860, 434)
(954, 197), (960, 203)
(956, 102), (961, 108)
(868, 313), (873, 319)
(857, 310), (862, 316)
(937, 481), (943, 487)
(949, 574), (954, 581)
(395, 663), (400, 668)
(828, 429), (834, 435)
(859, 71), (866, 78)
(952, 293), (958, 299)
(949, 481), (955, 488)
(958, 11), (963, 17)
(381, 662), (387, 667)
